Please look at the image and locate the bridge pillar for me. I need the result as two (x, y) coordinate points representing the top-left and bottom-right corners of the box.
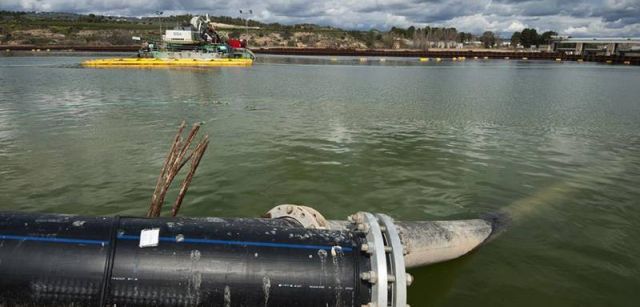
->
(575, 43), (584, 55)
(606, 43), (617, 56)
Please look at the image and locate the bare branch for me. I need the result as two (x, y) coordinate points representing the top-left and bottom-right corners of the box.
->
(148, 121), (210, 218)
(172, 136), (209, 217)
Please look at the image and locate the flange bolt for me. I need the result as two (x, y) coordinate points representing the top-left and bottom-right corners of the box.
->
(360, 243), (370, 253)
(348, 212), (365, 224)
(361, 271), (378, 284)
(356, 223), (369, 233)
(406, 273), (414, 286)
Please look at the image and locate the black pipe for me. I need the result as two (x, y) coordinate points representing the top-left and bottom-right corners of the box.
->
(0, 212), (369, 306)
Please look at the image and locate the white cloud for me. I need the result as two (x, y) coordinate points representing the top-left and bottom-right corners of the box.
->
(507, 21), (527, 32)
(1, 0), (639, 36)
(565, 26), (590, 35)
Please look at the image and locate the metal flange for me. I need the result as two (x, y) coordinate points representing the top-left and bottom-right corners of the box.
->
(359, 212), (388, 307)
(264, 205), (328, 229)
(353, 212), (410, 307)
(376, 213), (407, 307)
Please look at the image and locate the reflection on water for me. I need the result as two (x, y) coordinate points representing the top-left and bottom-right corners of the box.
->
(1, 55), (639, 306)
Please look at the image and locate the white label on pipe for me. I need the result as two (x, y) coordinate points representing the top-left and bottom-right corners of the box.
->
(139, 228), (160, 248)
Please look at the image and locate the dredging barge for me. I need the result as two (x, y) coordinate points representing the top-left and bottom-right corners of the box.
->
(0, 205), (495, 306)
(82, 15), (255, 68)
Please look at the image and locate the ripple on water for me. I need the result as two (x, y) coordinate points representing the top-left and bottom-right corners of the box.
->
(2, 56), (640, 306)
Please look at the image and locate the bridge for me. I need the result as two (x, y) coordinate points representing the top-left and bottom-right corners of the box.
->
(550, 37), (640, 56)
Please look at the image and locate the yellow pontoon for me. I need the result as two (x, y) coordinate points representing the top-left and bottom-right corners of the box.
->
(82, 57), (253, 68)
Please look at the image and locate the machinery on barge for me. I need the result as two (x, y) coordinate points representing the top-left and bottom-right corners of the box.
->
(83, 15), (255, 68)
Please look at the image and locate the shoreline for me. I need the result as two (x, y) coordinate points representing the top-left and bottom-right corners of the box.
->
(1, 45), (638, 65)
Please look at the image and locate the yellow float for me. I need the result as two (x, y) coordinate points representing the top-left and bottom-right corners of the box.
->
(82, 57), (253, 68)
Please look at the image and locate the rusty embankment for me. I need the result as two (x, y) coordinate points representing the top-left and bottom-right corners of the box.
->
(2, 45), (637, 65)
(252, 47), (640, 65)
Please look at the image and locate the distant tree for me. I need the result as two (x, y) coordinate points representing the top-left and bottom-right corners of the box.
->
(390, 26), (400, 36)
(412, 28), (426, 49)
(363, 30), (378, 48)
(511, 31), (522, 47)
(435, 28), (443, 43)
(381, 32), (395, 48)
(480, 31), (496, 48)
(407, 26), (416, 38)
(539, 31), (558, 45)
(444, 27), (457, 43)
(520, 28), (539, 48)
(457, 32), (473, 43)
(281, 28), (292, 40)
(270, 23), (283, 30)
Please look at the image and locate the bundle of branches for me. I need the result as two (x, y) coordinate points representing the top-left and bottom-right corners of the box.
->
(147, 121), (209, 217)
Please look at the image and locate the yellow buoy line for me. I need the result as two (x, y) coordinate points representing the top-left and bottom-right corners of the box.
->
(82, 57), (253, 68)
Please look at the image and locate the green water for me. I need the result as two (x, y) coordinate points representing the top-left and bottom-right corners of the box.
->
(1, 54), (639, 306)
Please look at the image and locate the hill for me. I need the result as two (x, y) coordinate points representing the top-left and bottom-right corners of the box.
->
(0, 11), (505, 49)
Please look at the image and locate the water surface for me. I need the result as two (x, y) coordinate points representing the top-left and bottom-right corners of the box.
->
(1, 54), (639, 306)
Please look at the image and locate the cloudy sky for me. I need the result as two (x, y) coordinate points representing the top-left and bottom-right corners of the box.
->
(2, 0), (639, 36)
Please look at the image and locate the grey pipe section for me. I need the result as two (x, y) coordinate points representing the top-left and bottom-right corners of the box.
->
(395, 219), (492, 268)
(327, 218), (493, 269)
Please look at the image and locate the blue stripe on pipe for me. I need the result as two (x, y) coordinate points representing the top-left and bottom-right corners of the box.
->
(0, 234), (109, 246)
(118, 234), (353, 252)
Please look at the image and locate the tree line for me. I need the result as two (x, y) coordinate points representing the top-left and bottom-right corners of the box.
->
(2, 10), (561, 49)
(389, 26), (559, 49)
(389, 26), (501, 48)
(510, 28), (558, 48)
